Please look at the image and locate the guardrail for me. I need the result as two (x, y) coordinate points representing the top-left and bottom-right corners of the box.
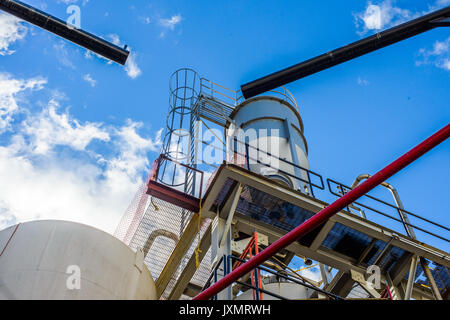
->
(201, 255), (344, 300)
(327, 179), (450, 243)
(230, 136), (324, 197)
(199, 78), (300, 112)
(151, 154), (204, 200)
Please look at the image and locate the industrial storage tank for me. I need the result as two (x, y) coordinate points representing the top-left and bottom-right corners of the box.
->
(234, 275), (316, 300)
(0, 220), (157, 300)
(226, 94), (311, 193)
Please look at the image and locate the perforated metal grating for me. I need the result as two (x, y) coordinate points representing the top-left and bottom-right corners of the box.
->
(127, 197), (212, 299)
(211, 179), (415, 274)
(433, 264), (450, 292)
(114, 181), (149, 245)
(212, 181), (316, 234)
(323, 223), (373, 260)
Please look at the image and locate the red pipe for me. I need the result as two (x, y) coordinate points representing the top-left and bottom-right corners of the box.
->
(254, 232), (263, 300)
(386, 284), (393, 300)
(194, 124), (450, 300)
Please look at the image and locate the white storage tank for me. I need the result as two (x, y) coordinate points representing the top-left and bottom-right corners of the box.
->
(234, 275), (316, 300)
(0, 220), (157, 300)
(226, 95), (311, 193)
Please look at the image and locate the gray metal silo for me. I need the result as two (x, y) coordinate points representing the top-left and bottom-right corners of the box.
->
(226, 92), (311, 194)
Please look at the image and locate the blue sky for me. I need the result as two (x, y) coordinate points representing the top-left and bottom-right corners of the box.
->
(0, 0), (449, 255)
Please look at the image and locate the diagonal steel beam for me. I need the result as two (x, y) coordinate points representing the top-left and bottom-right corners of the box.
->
(0, 0), (129, 65)
(310, 220), (335, 251)
(357, 238), (377, 265)
(167, 224), (212, 300)
(241, 7), (450, 98)
(155, 213), (205, 297)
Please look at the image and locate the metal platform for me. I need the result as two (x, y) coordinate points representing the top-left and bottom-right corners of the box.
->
(195, 163), (449, 300)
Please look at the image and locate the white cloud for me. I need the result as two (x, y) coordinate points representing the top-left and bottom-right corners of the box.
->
(359, 4), (384, 30)
(432, 40), (449, 56)
(0, 13), (27, 56)
(354, 0), (450, 36)
(354, 1), (413, 35)
(158, 14), (182, 38)
(0, 74), (163, 234)
(124, 53), (142, 79)
(53, 41), (76, 69)
(357, 77), (370, 86)
(84, 49), (112, 65)
(159, 14), (182, 30)
(440, 59), (450, 71)
(108, 34), (142, 79)
(354, 1), (450, 72)
(109, 34), (121, 46)
(108, 120), (162, 178)
(298, 266), (322, 283)
(84, 35), (142, 79)
(416, 37), (450, 71)
(140, 17), (151, 24)
(0, 73), (47, 132)
(83, 73), (97, 87)
(57, 0), (89, 5)
(21, 99), (110, 154)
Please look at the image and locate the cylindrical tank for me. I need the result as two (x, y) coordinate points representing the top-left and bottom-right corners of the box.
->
(0, 220), (157, 300)
(226, 95), (310, 193)
(234, 275), (316, 300)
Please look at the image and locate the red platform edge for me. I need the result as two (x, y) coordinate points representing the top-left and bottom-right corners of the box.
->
(146, 180), (200, 213)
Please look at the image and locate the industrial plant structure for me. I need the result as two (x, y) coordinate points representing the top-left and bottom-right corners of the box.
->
(0, 1), (449, 301)
(111, 68), (449, 301)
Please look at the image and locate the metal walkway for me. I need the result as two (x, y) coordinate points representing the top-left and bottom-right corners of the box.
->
(191, 163), (449, 299)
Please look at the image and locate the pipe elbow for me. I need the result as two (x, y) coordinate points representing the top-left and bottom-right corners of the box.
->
(351, 173), (371, 189)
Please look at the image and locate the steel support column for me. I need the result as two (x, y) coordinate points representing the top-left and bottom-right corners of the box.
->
(319, 263), (331, 286)
(419, 257), (443, 300)
(211, 217), (232, 300)
(211, 182), (242, 300)
(405, 255), (419, 300)
(404, 255), (418, 300)
(219, 184), (242, 247)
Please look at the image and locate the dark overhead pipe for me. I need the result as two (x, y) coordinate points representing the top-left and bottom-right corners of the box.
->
(194, 123), (450, 300)
(241, 6), (450, 99)
(0, 0), (129, 65)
